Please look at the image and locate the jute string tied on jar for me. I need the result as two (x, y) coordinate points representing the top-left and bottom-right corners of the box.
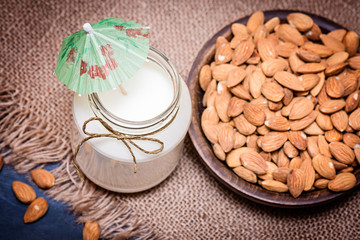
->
(72, 109), (178, 182)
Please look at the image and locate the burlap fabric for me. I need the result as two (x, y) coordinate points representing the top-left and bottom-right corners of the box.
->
(1, 0), (360, 239)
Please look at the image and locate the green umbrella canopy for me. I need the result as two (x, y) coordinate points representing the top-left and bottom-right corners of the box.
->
(55, 18), (149, 94)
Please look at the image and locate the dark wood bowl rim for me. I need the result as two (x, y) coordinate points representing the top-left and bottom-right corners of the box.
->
(187, 9), (360, 208)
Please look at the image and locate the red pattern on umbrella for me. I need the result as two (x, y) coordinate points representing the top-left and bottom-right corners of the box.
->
(80, 60), (87, 76)
(67, 48), (77, 63)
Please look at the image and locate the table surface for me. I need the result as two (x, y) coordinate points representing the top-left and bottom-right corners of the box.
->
(2, 0), (360, 239)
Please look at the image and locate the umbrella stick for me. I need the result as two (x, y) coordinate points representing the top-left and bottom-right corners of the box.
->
(119, 84), (127, 95)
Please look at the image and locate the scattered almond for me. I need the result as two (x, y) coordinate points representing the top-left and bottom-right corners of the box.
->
(24, 197), (48, 223)
(30, 169), (55, 189)
(83, 221), (101, 240)
(12, 181), (36, 204)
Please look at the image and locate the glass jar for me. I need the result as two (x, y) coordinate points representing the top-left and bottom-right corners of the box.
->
(70, 47), (191, 193)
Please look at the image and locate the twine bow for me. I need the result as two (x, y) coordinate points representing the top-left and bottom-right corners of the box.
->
(72, 117), (165, 181)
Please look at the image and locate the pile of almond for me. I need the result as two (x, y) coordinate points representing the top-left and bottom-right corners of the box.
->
(200, 11), (360, 198)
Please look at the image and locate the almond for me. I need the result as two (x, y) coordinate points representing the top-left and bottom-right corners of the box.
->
(268, 100), (283, 111)
(307, 136), (320, 157)
(341, 74), (357, 97)
(297, 63), (326, 74)
(232, 39), (255, 65)
(243, 103), (266, 126)
(302, 42), (333, 58)
(318, 135), (332, 158)
(304, 122), (324, 135)
(326, 51), (349, 66)
(314, 178), (329, 189)
(343, 133), (360, 149)
(247, 11), (264, 34)
(326, 77), (345, 98)
(30, 169), (55, 189)
(319, 99), (346, 114)
(298, 74), (320, 91)
(328, 29), (346, 42)
(305, 23), (322, 41)
(199, 65), (212, 91)
(300, 156), (316, 191)
(343, 31), (359, 57)
(331, 110), (348, 132)
(329, 142), (355, 164)
(348, 56), (360, 70)
(325, 62), (348, 76)
(297, 48), (320, 62)
(212, 64), (238, 81)
(288, 131), (307, 150)
(325, 129), (343, 142)
(265, 17), (280, 32)
(234, 132), (247, 149)
(24, 197), (48, 223)
(283, 141), (299, 158)
(310, 72), (325, 97)
(249, 68), (265, 98)
(289, 157), (302, 169)
(83, 221), (101, 240)
(320, 34), (345, 52)
(274, 71), (305, 91)
(276, 24), (304, 46)
(262, 180), (289, 192)
(227, 97), (246, 117)
(215, 37), (233, 64)
(253, 25), (268, 45)
(202, 80), (216, 107)
(282, 88), (294, 106)
(345, 90), (360, 113)
(349, 108), (360, 130)
(201, 121), (219, 144)
(234, 114), (256, 135)
(328, 173), (356, 192)
(250, 95), (268, 109)
(261, 58), (287, 77)
(12, 181), (36, 204)
(316, 112), (333, 131)
(355, 148), (360, 165)
(260, 131), (288, 153)
(227, 68), (247, 87)
(257, 38), (278, 62)
(230, 84), (252, 100)
(213, 143), (226, 161)
(232, 23), (249, 36)
(261, 82), (285, 102)
(201, 106), (219, 124)
(287, 13), (313, 32)
(290, 110), (318, 130)
(215, 92), (231, 122)
(272, 167), (291, 183)
(218, 123), (235, 153)
(289, 50), (305, 73)
(233, 166), (257, 183)
(231, 34), (250, 49)
(265, 116), (290, 131)
(226, 147), (250, 168)
(240, 151), (268, 175)
(312, 154), (336, 179)
(289, 97), (314, 120)
(276, 41), (297, 58)
(287, 169), (305, 198)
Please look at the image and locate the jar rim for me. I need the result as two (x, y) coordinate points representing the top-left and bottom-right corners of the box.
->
(88, 47), (181, 132)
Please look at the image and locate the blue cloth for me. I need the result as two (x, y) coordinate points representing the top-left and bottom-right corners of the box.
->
(0, 164), (83, 240)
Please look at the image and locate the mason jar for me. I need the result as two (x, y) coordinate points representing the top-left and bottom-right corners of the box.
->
(70, 47), (191, 193)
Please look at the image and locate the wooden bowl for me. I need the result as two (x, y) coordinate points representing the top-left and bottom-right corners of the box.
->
(187, 10), (360, 208)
